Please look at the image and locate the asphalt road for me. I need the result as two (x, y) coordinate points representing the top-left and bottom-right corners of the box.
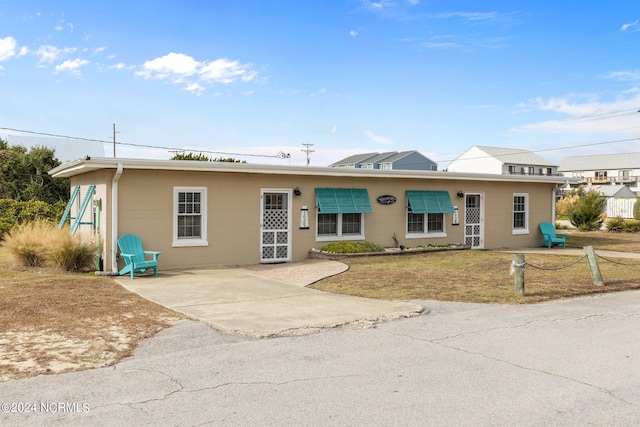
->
(2, 291), (640, 426)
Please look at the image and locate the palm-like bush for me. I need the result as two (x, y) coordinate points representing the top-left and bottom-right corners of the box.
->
(569, 190), (606, 231)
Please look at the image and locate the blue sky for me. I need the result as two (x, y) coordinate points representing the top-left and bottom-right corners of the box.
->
(1, 1), (639, 167)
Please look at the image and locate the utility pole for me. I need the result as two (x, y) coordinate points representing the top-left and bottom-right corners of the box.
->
(301, 142), (314, 166)
(112, 123), (119, 158)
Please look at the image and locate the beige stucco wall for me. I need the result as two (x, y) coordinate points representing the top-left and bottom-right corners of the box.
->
(70, 169), (558, 270)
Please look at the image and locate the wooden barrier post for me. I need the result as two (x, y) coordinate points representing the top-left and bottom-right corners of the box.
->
(514, 253), (525, 295)
(584, 245), (604, 286)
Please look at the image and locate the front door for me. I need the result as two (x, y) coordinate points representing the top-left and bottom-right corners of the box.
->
(260, 190), (292, 263)
(464, 193), (484, 249)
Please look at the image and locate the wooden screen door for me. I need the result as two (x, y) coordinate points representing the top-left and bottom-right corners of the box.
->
(464, 193), (484, 249)
(260, 189), (292, 263)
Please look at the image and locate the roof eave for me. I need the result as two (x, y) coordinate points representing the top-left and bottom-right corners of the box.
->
(49, 157), (578, 184)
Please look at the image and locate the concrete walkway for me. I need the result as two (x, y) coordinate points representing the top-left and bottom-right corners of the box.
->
(115, 259), (424, 338)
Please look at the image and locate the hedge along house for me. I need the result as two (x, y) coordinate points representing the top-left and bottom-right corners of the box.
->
(49, 157), (575, 273)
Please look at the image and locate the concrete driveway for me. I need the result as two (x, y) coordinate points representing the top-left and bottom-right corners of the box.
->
(114, 259), (424, 337)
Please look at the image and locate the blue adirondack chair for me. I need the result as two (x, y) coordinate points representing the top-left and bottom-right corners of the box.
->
(539, 222), (567, 248)
(117, 234), (161, 279)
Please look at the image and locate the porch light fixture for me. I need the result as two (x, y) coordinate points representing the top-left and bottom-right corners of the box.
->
(457, 191), (464, 198)
(293, 187), (302, 196)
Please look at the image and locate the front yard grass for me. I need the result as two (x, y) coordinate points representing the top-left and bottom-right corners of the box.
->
(310, 231), (640, 303)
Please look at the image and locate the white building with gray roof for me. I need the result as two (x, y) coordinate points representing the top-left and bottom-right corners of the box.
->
(558, 152), (640, 190)
(446, 146), (558, 176)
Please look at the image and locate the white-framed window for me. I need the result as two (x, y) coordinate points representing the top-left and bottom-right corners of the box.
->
(379, 163), (392, 170)
(361, 163), (373, 169)
(508, 165), (516, 174)
(512, 193), (529, 235)
(173, 187), (208, 247)
(619, 170), (631, 180)
(406, 209), (446, 238)
(316, 212), (365, 241)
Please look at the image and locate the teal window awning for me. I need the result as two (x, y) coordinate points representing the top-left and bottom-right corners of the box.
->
(406, 190), (455, 214)
(315, 188), (373, 214)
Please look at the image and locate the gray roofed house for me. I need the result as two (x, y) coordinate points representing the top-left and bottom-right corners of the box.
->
(446, 146), (558, 176)
(591, 184), (636, 198)
(329, 152), (379, 168)
(330, 150), (437, 171)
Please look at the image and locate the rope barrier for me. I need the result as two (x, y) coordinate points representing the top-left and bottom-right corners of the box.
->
(525, 255), (587, 271)
(595, 254), (640, 267)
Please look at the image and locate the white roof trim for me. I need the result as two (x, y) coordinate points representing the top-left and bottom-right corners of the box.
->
(49, 157), (577, 184)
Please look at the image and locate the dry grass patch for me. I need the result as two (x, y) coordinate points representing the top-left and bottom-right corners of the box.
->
(0, 248), (185, 382)
(311, 234), (640, 304)
(564, 230), (640, 252)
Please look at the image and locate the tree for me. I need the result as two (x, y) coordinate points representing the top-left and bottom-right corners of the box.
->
(0, 138), (69, 204)
(568, 189), (606, 231)
(170, 152), (246, 163)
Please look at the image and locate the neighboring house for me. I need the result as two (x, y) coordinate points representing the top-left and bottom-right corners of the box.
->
(328, 152), (378, 168)
(330, 151), (438, 171)
(447, 146), (558, 176)
(558, 152), (640, 192)
(50, 157), (575, 272)
(8, 135), (105, 162)
(588, 184), (638, 219)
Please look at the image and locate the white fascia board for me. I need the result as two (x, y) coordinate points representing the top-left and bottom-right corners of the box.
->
(49, 157), (578, 185)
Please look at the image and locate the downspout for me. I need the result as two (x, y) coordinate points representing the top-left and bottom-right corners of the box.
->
(111, 163), (123, 274)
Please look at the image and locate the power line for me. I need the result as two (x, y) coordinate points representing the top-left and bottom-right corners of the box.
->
(0, 127), (288, 159)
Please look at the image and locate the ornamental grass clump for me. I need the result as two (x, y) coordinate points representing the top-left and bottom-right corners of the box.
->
(2, 220), (97, 271)
(2, 220), (54, 267)
(49, 229), (97, 272)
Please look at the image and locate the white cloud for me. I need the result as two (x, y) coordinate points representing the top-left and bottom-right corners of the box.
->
(243, 90), (255, 96)
(364, 130), (395, 145)
(54, 25), (64, 32)
(433, 11), (498, 21)
(0, 36), (17, 61)
(350, 30), (358, 37)
(35, 45), (76, 63)
(512, 92), (640, 136)
(602, 70), (640, 81)
(199, 58), (256, 83)
(620, 20), (639, 31)
(137, 52), (200, 79)
(18, 46), (29, 56)
(184, 82), (205, 94)
(310, 88), (327, 97)
(55, 58), (89, 75)
(332, 126), (337, 133)
(109, 62), (128, 70)
(136, 52), (257, 92)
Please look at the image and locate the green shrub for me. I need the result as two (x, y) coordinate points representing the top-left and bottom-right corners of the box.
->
(0, 199), (65, 239)
(1, 221), (54, 267)
(568, 190), (606, 231)
(606, 216), (625, 232)
(624, 219), (640, 233)
(320, 241), (385, 254)
(634, 200), (640, 220)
